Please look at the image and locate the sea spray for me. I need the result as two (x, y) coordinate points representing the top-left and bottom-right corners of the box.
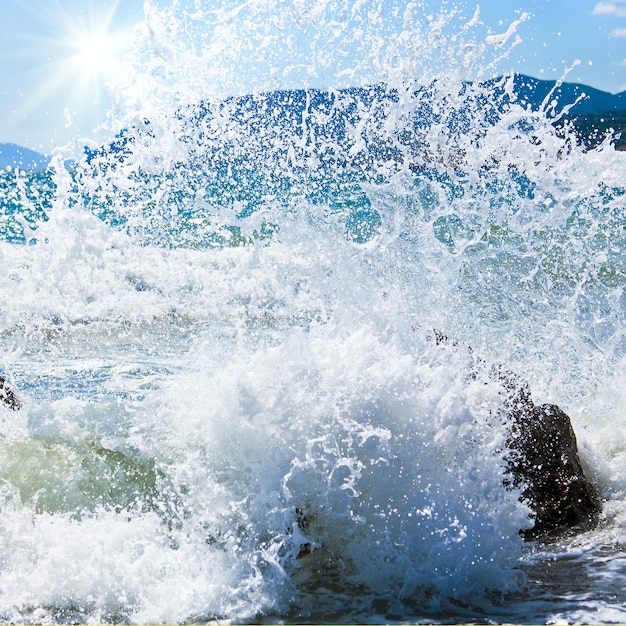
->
(1, 0), (626, 622)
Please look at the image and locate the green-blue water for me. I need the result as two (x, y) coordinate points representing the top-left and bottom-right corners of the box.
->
(1, 2), (626, 623)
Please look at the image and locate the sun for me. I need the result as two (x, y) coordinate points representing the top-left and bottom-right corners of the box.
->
(58, 2), (132, 102)
(9, 0), (139, 144)
(70, 26), (124, 82)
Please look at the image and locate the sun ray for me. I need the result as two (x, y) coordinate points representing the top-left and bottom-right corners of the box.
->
(60, 1), (129, 88)
(4, 0), (137, 145)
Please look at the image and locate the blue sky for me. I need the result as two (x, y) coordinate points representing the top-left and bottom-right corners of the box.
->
(0, 0), (624, 152)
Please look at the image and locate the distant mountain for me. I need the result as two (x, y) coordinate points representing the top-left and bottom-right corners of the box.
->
(486, 74), (626, 115)
(7, 75), (626, 170)
(496, 75), (626, 150)
(0, 143), (49, 170)
(556, 110), (626, 151)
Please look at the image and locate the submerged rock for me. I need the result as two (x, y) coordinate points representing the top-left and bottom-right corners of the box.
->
(0, 377), (22, 411)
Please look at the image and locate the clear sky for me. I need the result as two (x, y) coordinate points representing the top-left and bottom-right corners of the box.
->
(0, 0), (624, 153)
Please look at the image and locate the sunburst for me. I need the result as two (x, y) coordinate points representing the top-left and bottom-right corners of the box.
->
(8, 0), (137, 144)
(67, 20), (127, 91)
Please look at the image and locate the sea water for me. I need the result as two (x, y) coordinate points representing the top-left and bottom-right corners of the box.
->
(1, 1), (626, 623)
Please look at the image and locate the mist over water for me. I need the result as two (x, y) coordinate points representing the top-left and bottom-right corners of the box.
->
(1, 1), (626, 623)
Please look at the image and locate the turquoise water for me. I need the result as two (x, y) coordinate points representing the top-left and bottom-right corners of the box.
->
(1, 2), (626, 623)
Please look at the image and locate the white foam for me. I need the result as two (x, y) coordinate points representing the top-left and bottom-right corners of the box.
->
(1, 0), (626, 622)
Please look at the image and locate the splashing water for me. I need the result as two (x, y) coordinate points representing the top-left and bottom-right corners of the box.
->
(1, 1), (626, 623)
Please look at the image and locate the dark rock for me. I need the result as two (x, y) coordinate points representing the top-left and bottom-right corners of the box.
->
(0, 377), (22, 411)
(495, 367), (600, 538)
(433, 331), (600, 538)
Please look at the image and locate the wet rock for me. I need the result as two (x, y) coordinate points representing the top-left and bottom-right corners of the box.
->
(495, 367), (600, 538)
(0, 377), (22, 411)
(433, 331), (600, 537)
